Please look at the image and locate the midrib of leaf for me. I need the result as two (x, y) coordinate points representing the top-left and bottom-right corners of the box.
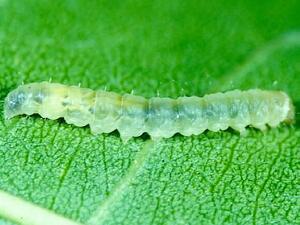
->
(87, 140), (156, 225)
(0, 190), (83, 225)
(210, 31), (300, 92)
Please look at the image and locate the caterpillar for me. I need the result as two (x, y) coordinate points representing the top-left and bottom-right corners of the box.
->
(4, 82), (295, 142)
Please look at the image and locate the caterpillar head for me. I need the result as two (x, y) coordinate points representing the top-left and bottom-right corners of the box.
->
(4, 83), (46, 119)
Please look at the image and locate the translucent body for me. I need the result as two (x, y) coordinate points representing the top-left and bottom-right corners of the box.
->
(4, 82), (295, 142)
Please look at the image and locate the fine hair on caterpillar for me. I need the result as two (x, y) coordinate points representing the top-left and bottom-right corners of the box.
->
(4, 82), (295, 142)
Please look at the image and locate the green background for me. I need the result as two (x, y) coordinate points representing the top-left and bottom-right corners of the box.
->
(0, 0), (299, 224)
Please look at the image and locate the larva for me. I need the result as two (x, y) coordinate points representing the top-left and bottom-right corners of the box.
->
(4, 82), (295, 142)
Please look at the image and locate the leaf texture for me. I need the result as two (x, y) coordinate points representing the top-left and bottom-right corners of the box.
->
(0, 0), (299, 225)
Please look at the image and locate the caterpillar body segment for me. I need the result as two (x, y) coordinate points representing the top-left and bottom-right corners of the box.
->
(4, 82), (295, 142)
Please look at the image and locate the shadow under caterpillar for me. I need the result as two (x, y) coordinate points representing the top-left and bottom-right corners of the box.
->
(4, 82), (295, 142)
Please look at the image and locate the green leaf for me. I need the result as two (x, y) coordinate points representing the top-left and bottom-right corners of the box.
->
(0, 0), (300, 225)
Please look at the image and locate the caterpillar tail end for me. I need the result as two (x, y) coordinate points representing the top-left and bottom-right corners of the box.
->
(284, 95), (295, 124)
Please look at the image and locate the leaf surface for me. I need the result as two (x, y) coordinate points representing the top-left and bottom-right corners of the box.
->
(0, 0), (299, 224)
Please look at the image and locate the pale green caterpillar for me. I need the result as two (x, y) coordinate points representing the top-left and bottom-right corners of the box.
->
(4, 82), (295, 142)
